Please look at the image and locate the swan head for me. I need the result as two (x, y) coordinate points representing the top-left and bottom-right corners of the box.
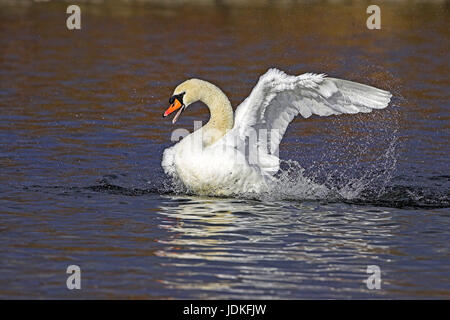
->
(163, 79), (207, 124)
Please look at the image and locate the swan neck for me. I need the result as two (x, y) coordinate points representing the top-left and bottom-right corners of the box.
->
(199, 84), (233, 145)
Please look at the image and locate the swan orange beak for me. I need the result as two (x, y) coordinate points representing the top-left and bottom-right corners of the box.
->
(163, 98), (185, 124)
(164, 98), (182, 117)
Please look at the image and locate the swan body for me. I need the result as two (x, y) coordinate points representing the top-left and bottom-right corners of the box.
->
(162, 68), (392, 196)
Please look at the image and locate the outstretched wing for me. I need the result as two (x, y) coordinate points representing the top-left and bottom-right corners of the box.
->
(231, 68), (392, 175)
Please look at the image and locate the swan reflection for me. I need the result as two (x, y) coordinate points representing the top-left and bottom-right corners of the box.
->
(154, 195), (396, 298)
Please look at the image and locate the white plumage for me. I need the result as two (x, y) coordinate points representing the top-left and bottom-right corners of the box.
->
(162, 68), (392, 196)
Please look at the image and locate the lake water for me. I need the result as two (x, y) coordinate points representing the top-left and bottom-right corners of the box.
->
(0, 1), (449, 299)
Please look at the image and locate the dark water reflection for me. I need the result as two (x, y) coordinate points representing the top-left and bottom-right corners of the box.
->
(156, 196), (449, 299)
(0, 1), (449, 298)
(2, 187), (448, 299)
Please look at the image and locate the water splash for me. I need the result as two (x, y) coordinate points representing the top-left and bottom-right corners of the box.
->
(260, 131), (397, 202)
(254, 102), (401, 202)
(264, 160), (330, 201)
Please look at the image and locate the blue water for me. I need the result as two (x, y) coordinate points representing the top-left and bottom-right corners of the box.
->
(0, 2), (448, 299)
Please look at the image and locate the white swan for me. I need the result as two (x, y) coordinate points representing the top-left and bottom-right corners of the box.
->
(162, 68), (392, 196)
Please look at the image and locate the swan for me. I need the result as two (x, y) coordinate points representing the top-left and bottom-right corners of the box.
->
(161, 68), (392, 197)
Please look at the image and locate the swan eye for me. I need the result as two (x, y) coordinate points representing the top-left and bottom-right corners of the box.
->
(169, 92), (185, 104)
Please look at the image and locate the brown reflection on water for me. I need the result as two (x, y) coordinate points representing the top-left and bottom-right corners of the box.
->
(1, 1), (448, 138)
(0, 1), (449, 299)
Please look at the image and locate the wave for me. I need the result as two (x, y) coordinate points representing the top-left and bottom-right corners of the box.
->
(23, 178), (449, 209)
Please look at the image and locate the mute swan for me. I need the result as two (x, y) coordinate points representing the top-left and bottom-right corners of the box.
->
(162, 68), (392, 196)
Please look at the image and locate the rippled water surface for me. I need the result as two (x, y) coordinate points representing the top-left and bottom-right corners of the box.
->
(0, 1), (449, 299)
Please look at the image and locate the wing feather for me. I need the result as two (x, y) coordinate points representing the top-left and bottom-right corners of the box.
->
(228, 68), (392, 175)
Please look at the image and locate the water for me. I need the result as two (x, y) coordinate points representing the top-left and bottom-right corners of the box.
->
(0, 1), (449, 299)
